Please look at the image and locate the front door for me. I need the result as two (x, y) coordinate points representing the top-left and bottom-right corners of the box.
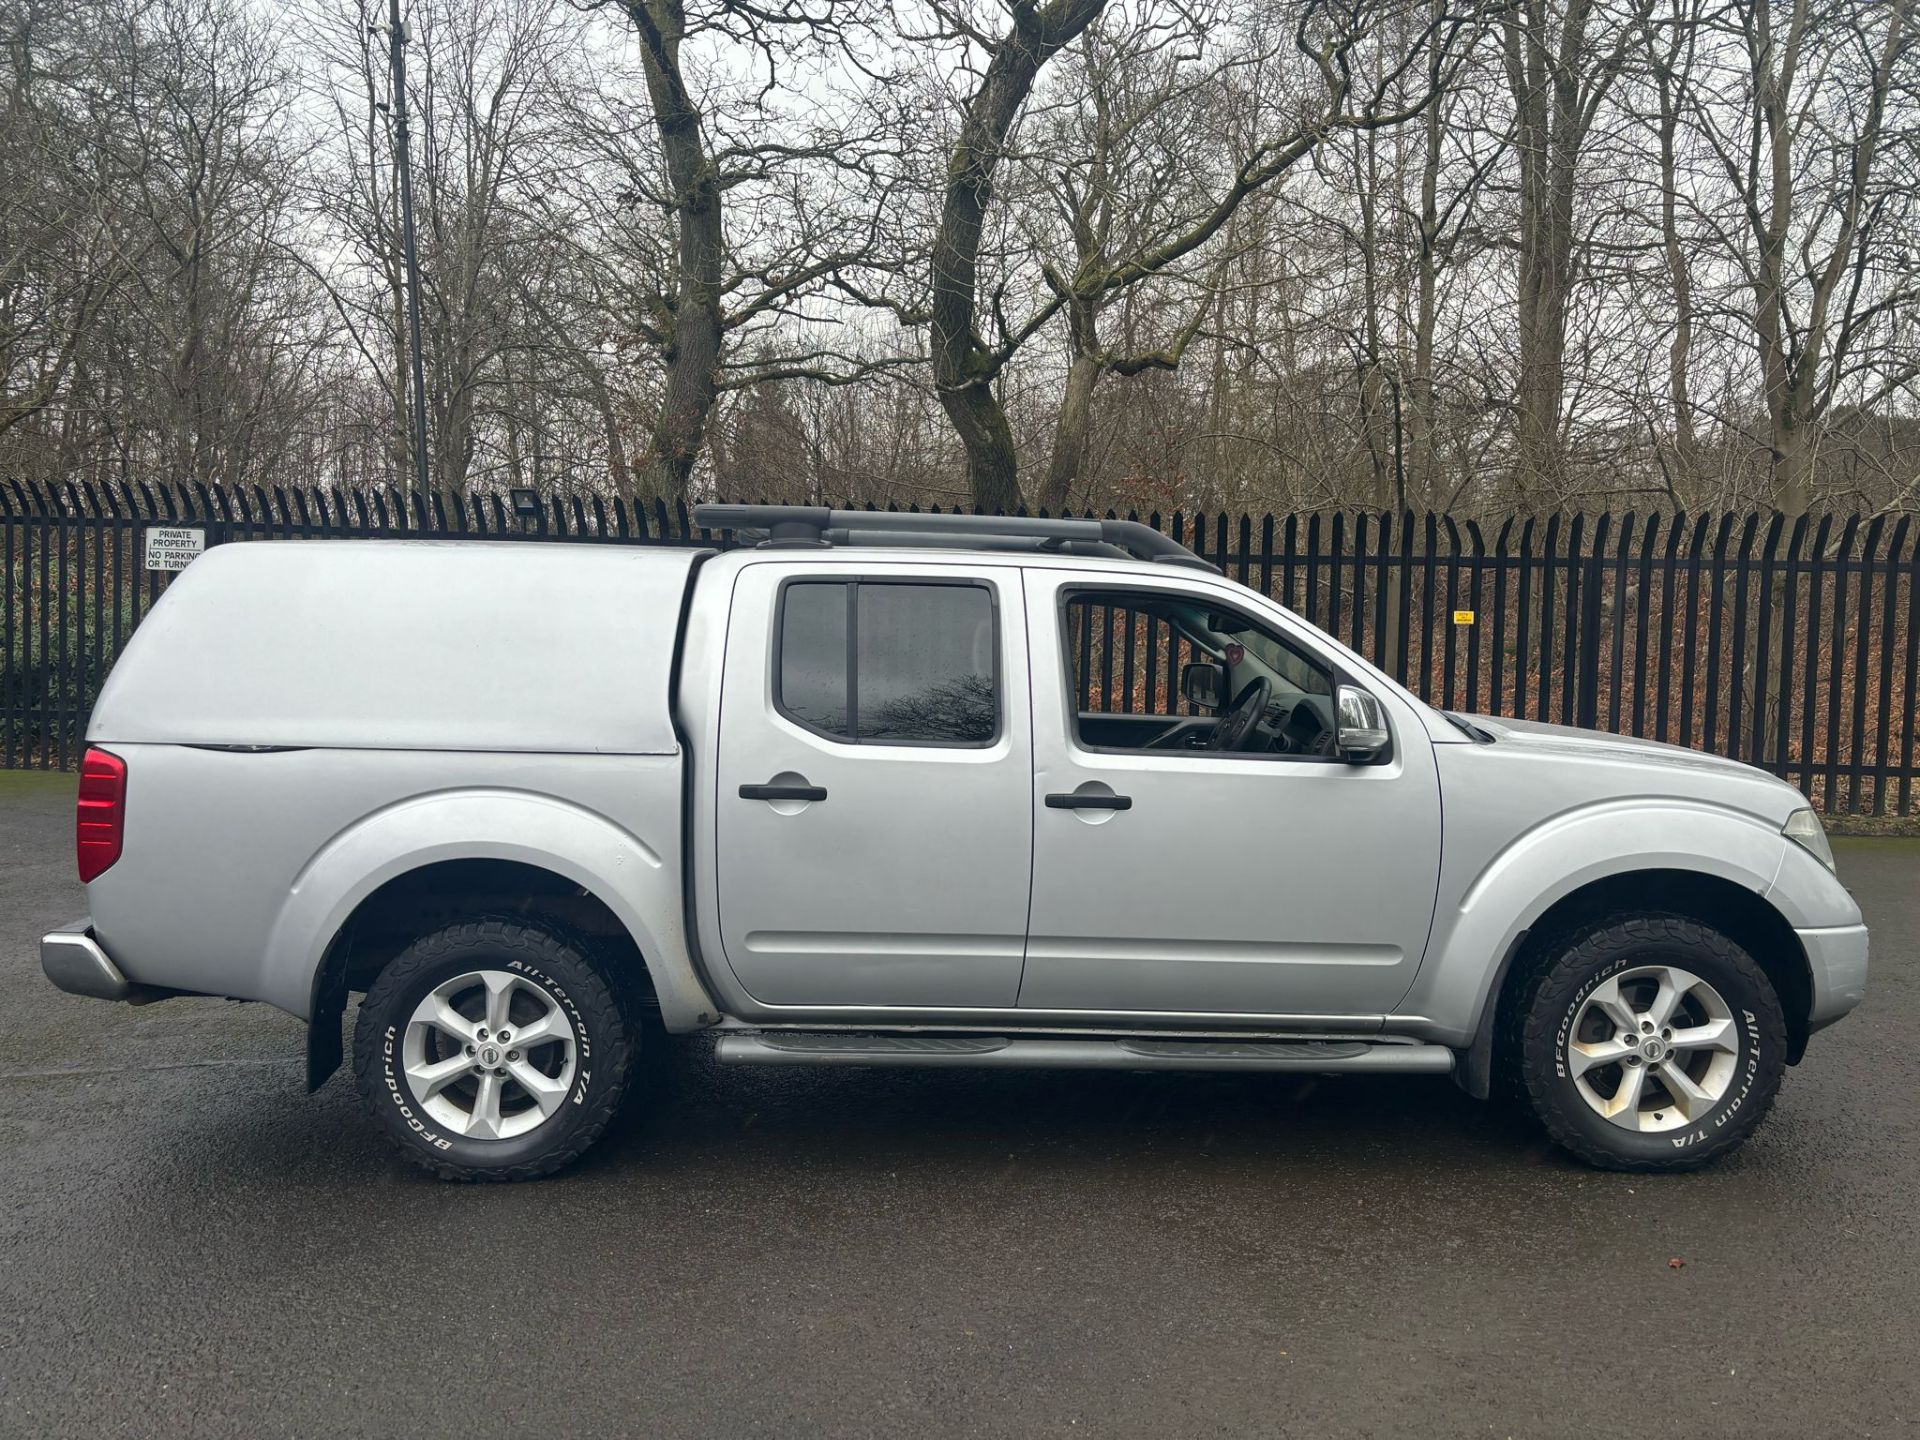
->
(1019, 570), (1442, 1019)
(714, 560), (1033, 1009)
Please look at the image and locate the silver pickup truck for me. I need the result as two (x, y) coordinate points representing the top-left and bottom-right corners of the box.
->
(40, 505), (1867, 1181)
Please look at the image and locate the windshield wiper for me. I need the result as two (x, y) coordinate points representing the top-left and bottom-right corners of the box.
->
(1440, 710), (1496, 743)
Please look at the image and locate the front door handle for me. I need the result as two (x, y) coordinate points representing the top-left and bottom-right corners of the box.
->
(740, 782), (828, 802)
(1045, 792), (1132, 811)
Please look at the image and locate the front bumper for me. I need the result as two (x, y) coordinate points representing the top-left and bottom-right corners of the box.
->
(1800, 922), (1870, 1032)
(40, 918), (134, 1001)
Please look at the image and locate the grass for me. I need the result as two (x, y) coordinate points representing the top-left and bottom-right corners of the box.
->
(0, 768), (77, 798)
(1828, 819), (1920, 840)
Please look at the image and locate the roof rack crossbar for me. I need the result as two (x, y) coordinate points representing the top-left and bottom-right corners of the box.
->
(692, 504), (1218, 573)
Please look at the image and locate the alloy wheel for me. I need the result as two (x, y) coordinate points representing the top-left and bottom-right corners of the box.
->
(402, 969), (578, 1140)
(1565, 964), (1740, 1133)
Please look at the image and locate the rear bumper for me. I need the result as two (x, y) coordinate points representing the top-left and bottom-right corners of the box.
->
(40, 918), (134, 1001)
(1800, 922), (1870, 1033)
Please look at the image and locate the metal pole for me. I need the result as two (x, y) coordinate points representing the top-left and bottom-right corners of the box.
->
(387, 0), (432, 528)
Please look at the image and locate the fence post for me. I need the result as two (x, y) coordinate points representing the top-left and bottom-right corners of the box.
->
(1575, 520), (1606, 729)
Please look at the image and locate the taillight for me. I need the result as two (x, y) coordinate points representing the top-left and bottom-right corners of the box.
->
(76, 747), (126, 883)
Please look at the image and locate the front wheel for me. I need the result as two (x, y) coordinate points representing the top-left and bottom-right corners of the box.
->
(1516, 913), (1787, 1171)
(352, 917), (637, 1181)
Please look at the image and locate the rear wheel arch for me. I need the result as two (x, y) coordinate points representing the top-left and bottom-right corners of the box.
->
(1461, 869), (1813, 1099)
(307, 858), (655, 1091)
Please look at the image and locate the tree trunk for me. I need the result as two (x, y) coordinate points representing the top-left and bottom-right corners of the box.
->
(1511, 175), (1573, 498)
(1511, 202), (1571, 495)
(1740, 0), (1807, 763)
(1351, 128), (1392, 506)
(1502, 0), (1609, 504)
(930, 0), (1109, 512)
(627, 0), (724, 505)
(1410, 73), (1442, 509)
(1041, 347), (1101, 513)
(940, 376), (1022, 512)
(1650, 23), (1698, 491)
(601, 392), (633, 501)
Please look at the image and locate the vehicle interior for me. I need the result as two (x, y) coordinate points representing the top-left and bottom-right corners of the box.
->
(1062, 590), (1338, 757)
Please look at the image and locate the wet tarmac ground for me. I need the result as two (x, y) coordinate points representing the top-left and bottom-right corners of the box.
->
(2, 771), (1915, 1437)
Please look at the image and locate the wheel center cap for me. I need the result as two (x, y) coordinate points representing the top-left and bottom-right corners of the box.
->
(478, 1043), (503, 1068)
(1641, 1038), (1667, 1062)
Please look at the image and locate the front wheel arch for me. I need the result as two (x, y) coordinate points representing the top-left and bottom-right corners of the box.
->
(1460, 869), (1813, 1100)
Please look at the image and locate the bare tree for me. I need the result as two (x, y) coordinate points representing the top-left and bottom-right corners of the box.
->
(1687, 0), (1920, 513)
(5, 0), (1920, 520)
(1499, 0), (1651, 498)
(0, 1), (136, 438)
(928, 0), (1472, 511)
(1024, 10), (1226, 511)
(925, 0), (1112, 512)
(590, 0), (915, 502)
(1635, 0), (1705, 490)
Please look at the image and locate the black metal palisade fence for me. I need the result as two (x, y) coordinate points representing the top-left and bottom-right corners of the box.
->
(3, 477), (1917, 817)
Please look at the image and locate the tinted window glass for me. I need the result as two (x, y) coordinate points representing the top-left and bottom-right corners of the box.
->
(778, 582), (850, 736)
(856, 584), (996, 743)
(777, 581), (997, 745)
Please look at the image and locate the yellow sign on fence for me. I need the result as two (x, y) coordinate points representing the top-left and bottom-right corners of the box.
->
(1453, 609), (1476, 625)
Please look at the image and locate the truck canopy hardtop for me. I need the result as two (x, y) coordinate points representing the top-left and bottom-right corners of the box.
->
(88, 539), (703, 755)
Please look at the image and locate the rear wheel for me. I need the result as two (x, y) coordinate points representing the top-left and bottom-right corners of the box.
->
(352, 917), (636, 1181)
(1516, 913), (1786, 1171)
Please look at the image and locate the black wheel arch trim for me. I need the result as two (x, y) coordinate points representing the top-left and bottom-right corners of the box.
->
(1456, 925), (1530, 1100)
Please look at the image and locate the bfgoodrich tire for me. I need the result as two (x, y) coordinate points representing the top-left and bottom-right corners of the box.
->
(1516, 913), (1787, 1172)
(352, 917), (636, 1182)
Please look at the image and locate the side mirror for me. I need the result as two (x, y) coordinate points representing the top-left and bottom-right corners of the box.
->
(1182, 661), (1225, 710)
(1335, 685), (1391, 762)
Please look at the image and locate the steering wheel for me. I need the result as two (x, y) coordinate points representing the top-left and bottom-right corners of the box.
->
(1208, 676), (1272, 752)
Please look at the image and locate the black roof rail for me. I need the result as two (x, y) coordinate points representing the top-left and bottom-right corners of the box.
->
(691, 505), (1219, 573)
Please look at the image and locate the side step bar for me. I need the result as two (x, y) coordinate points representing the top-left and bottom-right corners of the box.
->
(715, 1032), (1454, 1075)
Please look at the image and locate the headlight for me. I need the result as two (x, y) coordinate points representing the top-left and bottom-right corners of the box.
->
(1783, 808), (1836, 873)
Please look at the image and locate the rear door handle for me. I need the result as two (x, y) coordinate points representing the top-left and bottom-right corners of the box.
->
(740, 782), (828, 802)
(1045, 792), (1132, 810)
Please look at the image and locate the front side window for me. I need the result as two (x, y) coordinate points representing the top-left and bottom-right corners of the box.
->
(778, 580), (998, 745)
(1062, 588), (1338, 758)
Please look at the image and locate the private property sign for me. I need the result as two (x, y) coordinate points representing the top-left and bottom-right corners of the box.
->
(144, 526), (206, 571)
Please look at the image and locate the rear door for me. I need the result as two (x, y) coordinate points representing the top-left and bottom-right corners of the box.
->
(713, 560), (1033, 1008)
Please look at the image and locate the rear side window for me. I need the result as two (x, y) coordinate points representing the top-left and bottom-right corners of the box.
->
(777, 580), (998, 745)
